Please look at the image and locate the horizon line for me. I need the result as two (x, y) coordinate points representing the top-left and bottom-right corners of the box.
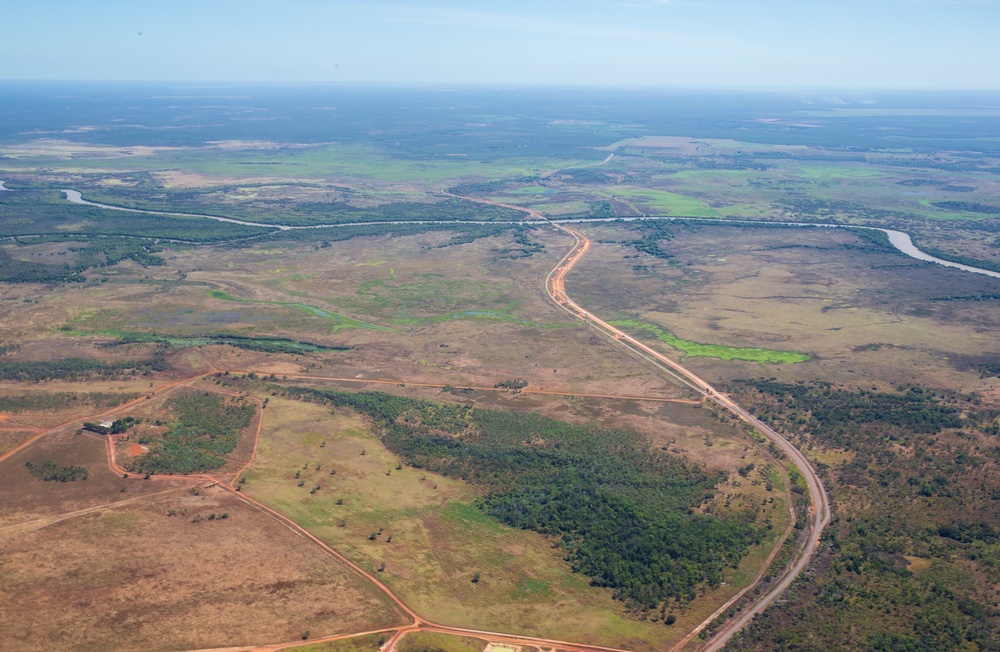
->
(2, 79), (1000, 94)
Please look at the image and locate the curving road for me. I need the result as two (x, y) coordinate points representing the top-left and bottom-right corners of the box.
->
(450, 191), (832, 651)
(543, 221), (832, 652)
(10, 178), (997, 650)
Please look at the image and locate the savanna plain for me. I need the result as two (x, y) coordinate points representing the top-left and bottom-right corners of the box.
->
(1, 86), (999, 652)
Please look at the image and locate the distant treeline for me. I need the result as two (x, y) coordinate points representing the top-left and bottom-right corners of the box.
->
(931, 201), (998, 215)
(446, 176), (539, 195)
(81, 186), (525, 226)
(0, 355), (167, 382)
(0, 235), (169, 283)
(929, 293), (1000, 302)
(0, 391), (137, 413)
(915, 246), (1000, 274)
(0, 190), (268, 242)
(98, 331), (349, 355)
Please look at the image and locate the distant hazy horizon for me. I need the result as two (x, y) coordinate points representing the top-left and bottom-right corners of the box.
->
(4, 1), (999, 90)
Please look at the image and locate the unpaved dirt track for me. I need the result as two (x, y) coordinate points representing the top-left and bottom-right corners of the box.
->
(6, 181), (833, 651)
(449, 191), (832, 652)
(542, 222), (831, 652)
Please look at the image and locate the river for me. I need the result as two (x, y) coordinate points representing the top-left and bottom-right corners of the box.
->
(557, 215), (1000, 280)
(2, 181), (998, 280)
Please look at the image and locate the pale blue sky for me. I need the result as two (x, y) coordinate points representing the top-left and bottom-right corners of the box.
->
(4, 0), (999, 88)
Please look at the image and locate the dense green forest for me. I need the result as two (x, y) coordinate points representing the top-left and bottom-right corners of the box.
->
(724, 381), (1000, 652)
(127, 393), (256, 475)
(735, 380), (962, 450)
(281, 385), (764, 614)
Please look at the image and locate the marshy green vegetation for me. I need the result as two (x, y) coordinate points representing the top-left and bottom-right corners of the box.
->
(611, 320), (810, 363)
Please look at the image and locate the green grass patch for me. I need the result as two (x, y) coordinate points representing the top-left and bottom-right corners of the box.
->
(295, 633), (393, 652)
(609, 188), (719, 217)
(208, 289), (388, 333)
(611, 320), (809, 363)
(795, 164), (887, 181)
(397, 632), (486, 652)
(97, 329), (348, 354)
(507, 185), (552, 195)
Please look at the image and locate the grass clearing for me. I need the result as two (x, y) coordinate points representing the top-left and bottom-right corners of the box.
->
(294, 632), (393, 652)
(208, 289), (388, 332)
(397, 632), (488, 652)
(611, 320), (810, 363)
(608, 188), (719, 217)
(0, 488), (405, 652)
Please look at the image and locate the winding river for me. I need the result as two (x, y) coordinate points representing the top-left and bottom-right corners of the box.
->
(59, 189), (498, 231)
(2, 182), (998, 280)
(553, 215), (1000, 280)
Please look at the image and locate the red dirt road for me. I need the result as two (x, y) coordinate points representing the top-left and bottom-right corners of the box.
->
(448, 191), (831, 652)
(5, 183), (828, 651)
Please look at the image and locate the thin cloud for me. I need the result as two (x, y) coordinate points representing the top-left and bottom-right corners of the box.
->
(368, 4), (737, 48)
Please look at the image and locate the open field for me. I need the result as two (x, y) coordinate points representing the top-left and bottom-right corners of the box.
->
(567, 223), (1000, 393)
(295, 633), (395, 652)
(0, 227), (683, 401)
(396, 632), (501, 652)
(0, 486), (406, 651)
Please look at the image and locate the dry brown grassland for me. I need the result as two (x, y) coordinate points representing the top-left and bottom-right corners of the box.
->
(0, 225), (798, 651)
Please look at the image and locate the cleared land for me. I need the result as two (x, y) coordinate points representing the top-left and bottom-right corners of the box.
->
(0, 487), (406, 651)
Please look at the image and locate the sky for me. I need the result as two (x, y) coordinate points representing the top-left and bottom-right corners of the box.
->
(4, 0), (999, 89)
